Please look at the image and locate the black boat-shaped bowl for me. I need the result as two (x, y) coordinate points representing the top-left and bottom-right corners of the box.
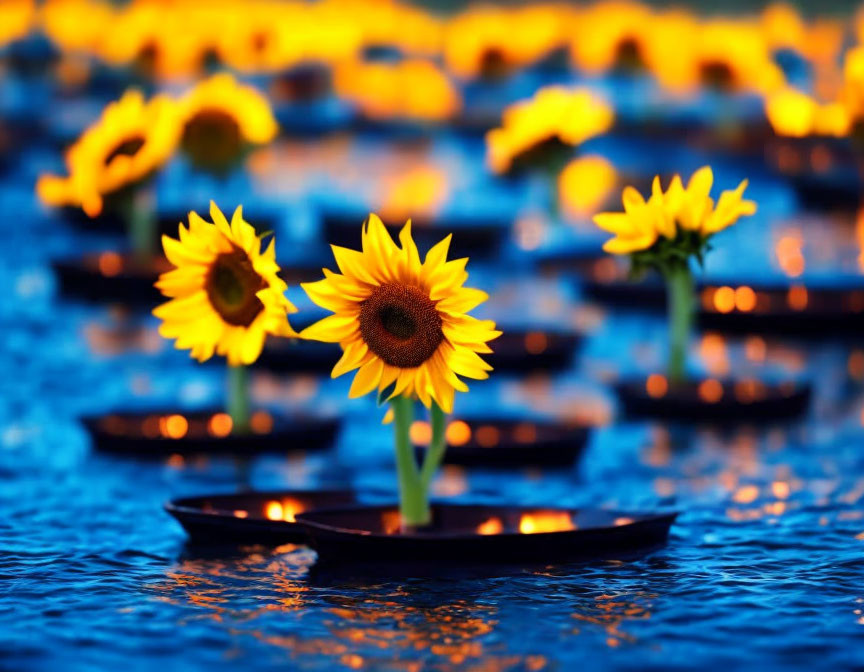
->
(297, 504), (678, 564)
(166, 489), (357, 544)
(84, 409), (341, 456)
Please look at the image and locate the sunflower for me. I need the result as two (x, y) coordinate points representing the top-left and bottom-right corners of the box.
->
(0, 0), (35, 49)
(486, 86), (614, 175)
(300, 215), (500, 413)
(594, 166), (756, 256)
(177, 73), (278, 173)
(36, 90), (180, 217)
(153, 201), (297, 366)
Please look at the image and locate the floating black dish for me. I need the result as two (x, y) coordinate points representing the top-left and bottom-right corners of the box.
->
(488, 330), (580, 373)
(416, 418), (589, 468)
(297, 504), (678, 564)
(321, 210), (511, 260)
(615, 378), (811, 422)
(52, 252), (168, 306)
(165, 489), (357, 544)
(83, 409), (340, 456)
(53, 252), (322, 307)
(253, 338), (342, 375)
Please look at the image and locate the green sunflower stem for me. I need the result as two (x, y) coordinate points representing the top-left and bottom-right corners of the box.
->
(391, 395), (430, 529)
(124, 187), (157, 263)
(665, 263), (694, 385)
(227, 364), (251, 435)
(420, 402), (447, 487)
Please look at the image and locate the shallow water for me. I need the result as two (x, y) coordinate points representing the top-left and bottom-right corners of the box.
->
(4, 124), (864, 672)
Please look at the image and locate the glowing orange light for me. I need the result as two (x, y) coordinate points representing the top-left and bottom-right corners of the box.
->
(745, 336), (767, 362)
(475, 425), (500, 447)
(233, 510), (248, 519)
(646, 373), (668, 398)
(98, 251), (123, 277)
(713, 286), (736, 313)
(162, 414), (188, 439)
(558, 155), (618, 218)
(787, 286), (808, 311)
(848, 350), (864, 380)
(477, 517), (504, 535)
(733, 485), (759, 504)
(513, 423), (537, 444)
(381, 510), (402, 535)
(771, 481), (790, 499)
(698, 379), (723, 403)
(524, 331), (548, 355)
(613, 517), (634, 526)
(265, 500), (284, 521)
(734, 379), (764, 403)
(208, 412), (233, 437)
(142, 415), (161, 438)
(735, 286), (757, 312)
(519, 511), (575, 534)
(279, 498), (305, 523)
(446, 420), (471, 446)
(379, 165), (448, 222)
(250, 411), (273, 434)
(166, 453), (185, 469)
(410, 420), (432, 446)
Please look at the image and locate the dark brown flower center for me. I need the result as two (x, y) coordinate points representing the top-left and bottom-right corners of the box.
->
(359, 283), (443, 369)
(205, 245), (266, 327)
(104, 135), (146, 166)
(614, 37), (644, 71)
(700, 61), (735, 91)
(182, 109), (243, 173)
(479, 47), (511, 80)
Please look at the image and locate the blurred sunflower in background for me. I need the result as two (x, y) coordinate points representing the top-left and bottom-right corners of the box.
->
(594, 166), (757, 258)
(486, 86), (614, 175)
(36, 89), (180, 217)
(177, 73), (279, 173)
(153, 201), (297, 365)
(300, 215), (500, 413)
(0, 0), (35, 50)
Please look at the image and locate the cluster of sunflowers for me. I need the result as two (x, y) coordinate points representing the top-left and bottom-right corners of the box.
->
(155, 205), (499, 525)
(0, 0), (854, 97)
(37, 74), (277, 218)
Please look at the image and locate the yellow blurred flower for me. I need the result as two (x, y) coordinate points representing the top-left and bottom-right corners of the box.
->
(177, 73), (278, 172)
(568, 0), (654, 74)
(300, 215), (500, 413)
(486, 86), (614, 174)
(0, 0), (35, 49)
(334, 59), (461, 123)
(558, 155), (618, 219)
(39, 0), (116, 55)
(765, 88), (850, 138)
(594, 166), (756, 255)
(153, 201), (297, 366)
(36, 90), (181, 217)
(445, 4), (574, 80)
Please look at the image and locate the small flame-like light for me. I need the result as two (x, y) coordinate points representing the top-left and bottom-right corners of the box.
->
(713, 286), (736, 313)
(613, 517), (634, 527)
(698, 379), (723, 403)
(771, 481), (790, 499)
(475, 425), (500, 448)
(524, 331), (548, 355)
(208, 413), (233, 437)
(265, 500), (284, 521)
(233, 510), (248, 519)
(519, 511), (575, 534)
(513, 423), (537, 444)
(446, 420), (471, 446)
(735, 286), (757, 312)
(410, 420), (432, 445)
(250, 411), (273, 434)
(776, 235), (805, 277)
(98, 251), (123, 277)
(265, 498), (305, 522)
(162, 414), (188, 439)
(477, 517), (504, 535)
(646, 373), (668, 398)
(381, 510), (402, 535)
(787, 286), (808, 311)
